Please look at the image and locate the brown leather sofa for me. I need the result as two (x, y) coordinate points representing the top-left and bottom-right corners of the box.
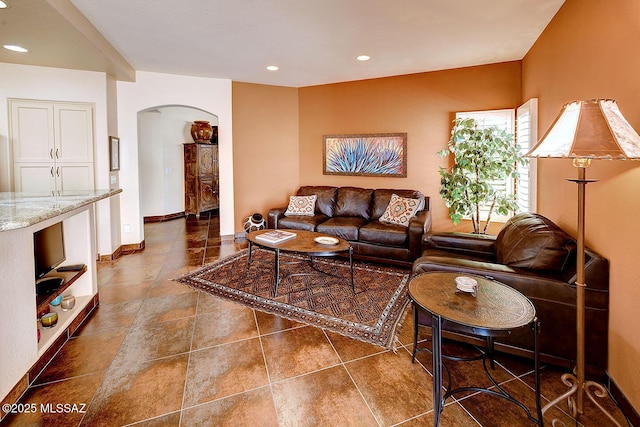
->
(412, 212), (609, 376)
(267, 186), (432, 266)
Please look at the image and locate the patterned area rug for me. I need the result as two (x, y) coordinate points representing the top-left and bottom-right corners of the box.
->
(174, 248), (411, 349)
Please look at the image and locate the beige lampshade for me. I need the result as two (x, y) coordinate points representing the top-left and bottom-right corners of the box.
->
(526, 99), (640, 160)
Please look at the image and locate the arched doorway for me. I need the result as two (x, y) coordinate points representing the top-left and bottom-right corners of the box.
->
(138, 105), (219, 222)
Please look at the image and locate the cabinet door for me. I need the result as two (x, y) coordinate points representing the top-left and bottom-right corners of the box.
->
(14, 164), (55, 193)
(55, 104), (94, 163)
(56, 164), (95, 192)
(199, 177), (218, 211)
(198, 145), (215, 176)
(10, 101), (55, 163)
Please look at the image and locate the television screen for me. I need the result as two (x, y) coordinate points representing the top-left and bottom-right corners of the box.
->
(34, 222), (66, 279)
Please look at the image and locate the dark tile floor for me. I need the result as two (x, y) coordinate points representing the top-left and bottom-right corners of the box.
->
(3, 213), (631, 426)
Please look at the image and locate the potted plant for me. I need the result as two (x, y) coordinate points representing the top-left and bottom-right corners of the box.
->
(437, 117), (527, 234)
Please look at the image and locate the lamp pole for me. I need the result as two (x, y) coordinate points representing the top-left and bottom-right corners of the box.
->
(542, 160), (624, 426)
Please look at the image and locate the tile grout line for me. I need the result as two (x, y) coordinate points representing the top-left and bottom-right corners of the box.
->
(177, 289), (202, 427)
(322, 329), (384, 427)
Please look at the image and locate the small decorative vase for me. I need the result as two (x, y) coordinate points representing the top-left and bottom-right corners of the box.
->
(243, 213), (266, 233)
(191, 121), (213, 143)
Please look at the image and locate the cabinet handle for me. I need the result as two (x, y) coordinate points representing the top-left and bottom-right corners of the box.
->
(55, 148), (59, 159)
(56, 167), (60, 177)
(50, 167), (54, 177)
(50, 149), (53, 159)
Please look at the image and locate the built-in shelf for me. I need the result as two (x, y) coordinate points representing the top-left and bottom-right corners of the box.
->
(35, 267), (87, 315)
(37, 294), (93, 356)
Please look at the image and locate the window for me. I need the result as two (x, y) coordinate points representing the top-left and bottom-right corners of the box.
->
(516, 99), (538, 213)
(455, 99), (538, 222)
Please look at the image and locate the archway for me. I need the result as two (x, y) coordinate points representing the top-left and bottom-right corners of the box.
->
(138, 105), (219, 221)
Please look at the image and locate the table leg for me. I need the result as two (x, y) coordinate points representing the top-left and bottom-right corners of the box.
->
(533, 318), (542, 425)
(412, 306), (419, 363)
(274, 248), (281, 296)
(487, 336), (495, 370)
(432, 313), (443, 427)
(349, 247), (354, 293)
(273, 249), (280, 297)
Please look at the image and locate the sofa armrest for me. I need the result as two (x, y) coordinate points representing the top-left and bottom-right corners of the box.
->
(267, 207), (287, 229)
(408, 210), (432, 260)
(423, 232), (496, 261)
(411, 256), (602, 307)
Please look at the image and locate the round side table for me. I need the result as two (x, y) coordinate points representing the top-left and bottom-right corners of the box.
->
(408, 271), (542, 426)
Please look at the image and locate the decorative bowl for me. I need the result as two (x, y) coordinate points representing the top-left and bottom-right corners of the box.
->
(455, 276), (478, 296)
(61, 295), (76, 311)
(314, 236), (339, 245)
(50, 295), (63, 306)
(41, 312), (58, 328)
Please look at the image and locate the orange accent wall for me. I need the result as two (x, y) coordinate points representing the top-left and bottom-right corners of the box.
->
(523, 0), (640, 409)
(232, 82), (300, 232)
(298, 62), (522, 232)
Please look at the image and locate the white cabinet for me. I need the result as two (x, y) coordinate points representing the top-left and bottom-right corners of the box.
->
(10, 100), (95, 193)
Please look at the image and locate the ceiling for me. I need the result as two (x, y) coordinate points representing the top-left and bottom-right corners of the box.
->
(0, 0), (565, 88)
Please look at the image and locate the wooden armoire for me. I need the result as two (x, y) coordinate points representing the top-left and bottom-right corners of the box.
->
(183, 143), (219, 218)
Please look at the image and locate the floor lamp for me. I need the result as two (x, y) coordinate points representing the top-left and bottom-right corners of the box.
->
(526, 99), (640, 426)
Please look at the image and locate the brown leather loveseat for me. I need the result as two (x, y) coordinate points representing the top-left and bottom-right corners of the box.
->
(268, 186), (432, 266)
(412, 212), (609, 376)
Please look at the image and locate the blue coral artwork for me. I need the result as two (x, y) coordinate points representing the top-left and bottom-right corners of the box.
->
(323, 133), (407, 177)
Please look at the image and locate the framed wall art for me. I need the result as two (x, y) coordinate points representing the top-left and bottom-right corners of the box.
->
(109, 136), (120, 171)
(323, 133), (407, 177)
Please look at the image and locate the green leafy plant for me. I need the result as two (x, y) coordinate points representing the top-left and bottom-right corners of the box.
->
(437, 117), (527, 234)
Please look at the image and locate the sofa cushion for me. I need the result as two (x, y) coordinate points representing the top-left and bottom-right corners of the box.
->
(316, 217), (368, 241)
(284, 195), (317, 216)
(297, 186), (337, 217)
(379, 193), (424, 227)
(360, 221), (407, 247)
(278, 215), (328, 231)
(372, 189), (425, 219)
(334, 187), (373, 220)
(495, 213), (576, 271)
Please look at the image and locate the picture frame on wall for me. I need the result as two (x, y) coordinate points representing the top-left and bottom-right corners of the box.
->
(322, 133), (407, 177)
(109, 136), (120, 171)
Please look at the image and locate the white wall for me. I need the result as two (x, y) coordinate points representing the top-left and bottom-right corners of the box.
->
(0, 62), (117, 257)
(117, 72), (234, 244)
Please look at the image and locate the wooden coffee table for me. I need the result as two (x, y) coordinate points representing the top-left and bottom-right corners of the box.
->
(247, 229), (354, 296)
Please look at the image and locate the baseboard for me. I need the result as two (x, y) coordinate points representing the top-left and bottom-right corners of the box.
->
(610, 377), (639, 426)
(98, 245), (123, 262)
(144, 212), (185, 223)
(122, 240), (145, 254)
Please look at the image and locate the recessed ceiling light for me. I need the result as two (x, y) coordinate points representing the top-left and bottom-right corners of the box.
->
(0, 1), (9, 9)
(266, 65), (279, 71)
(356, 55), (371, 62)
(4, 45), (28, 53)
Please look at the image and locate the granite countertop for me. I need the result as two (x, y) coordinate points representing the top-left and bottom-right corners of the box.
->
(0, 189), (122, 231)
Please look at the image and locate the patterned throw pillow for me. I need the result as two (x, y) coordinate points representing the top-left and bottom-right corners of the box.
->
(379, 193), (423, 227)
(284, 195), (317, 216)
